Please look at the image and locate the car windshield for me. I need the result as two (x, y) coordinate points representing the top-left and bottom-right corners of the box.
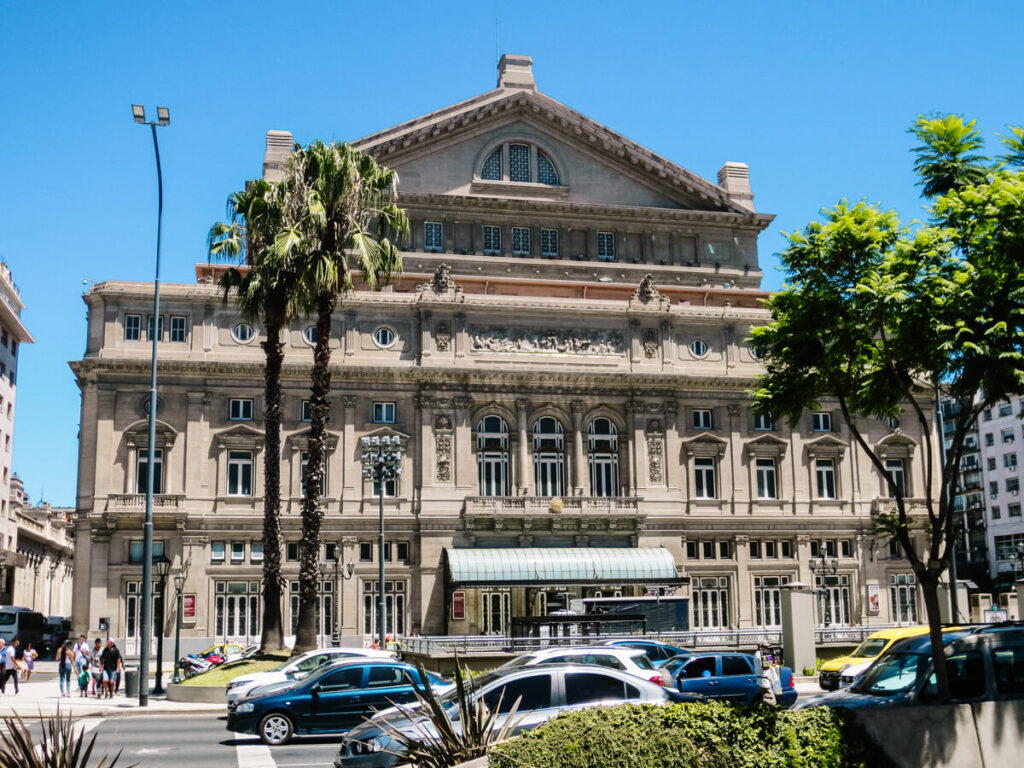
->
(633, 655), (656, 670)
(852, 652), (929, 696)
(850, 638), (889, 658)
(0, 614), (16, 626)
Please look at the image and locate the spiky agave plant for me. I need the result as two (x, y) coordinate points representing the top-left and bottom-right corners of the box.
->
(0, 711), (134, 768)
(366, 660), (524, 768)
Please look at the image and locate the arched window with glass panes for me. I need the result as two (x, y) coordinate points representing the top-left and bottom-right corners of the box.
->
(476, 416), (510, 496)
(479, 143), (560, 186)
(532, 417), (565, 496)
(588, 418), (620, 496)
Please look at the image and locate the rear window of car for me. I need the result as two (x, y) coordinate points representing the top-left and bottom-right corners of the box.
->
(721, 656), (753, 676)
(681, 657), (716, 679)
(319, 666), (364, 691)
(633, 655), (656, 671)
(367, 666), (409, 688)
(992, 646), (1024, 696)
(851, 638), (889, 658)
(482, 674), (552, 713)
(565, 672), (629, 705)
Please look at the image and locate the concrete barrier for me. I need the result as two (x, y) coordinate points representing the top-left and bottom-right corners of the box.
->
(854, 700), (1024, 768)
(166, 682), (226, 703)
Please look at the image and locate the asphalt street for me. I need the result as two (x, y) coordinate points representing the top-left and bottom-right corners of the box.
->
(53, 715), (342, 768)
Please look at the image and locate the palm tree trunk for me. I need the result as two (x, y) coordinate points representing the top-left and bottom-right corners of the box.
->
(293, 292), (335, 655)
(259, 318), (286, 651)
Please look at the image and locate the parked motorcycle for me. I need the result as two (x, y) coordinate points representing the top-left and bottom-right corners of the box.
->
(179, 654), (213, 679)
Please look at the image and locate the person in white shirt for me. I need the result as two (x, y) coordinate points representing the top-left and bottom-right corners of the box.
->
(2, 638), (20, 694)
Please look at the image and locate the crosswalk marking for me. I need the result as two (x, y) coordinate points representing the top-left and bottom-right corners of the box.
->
(235, 732), (277, 768)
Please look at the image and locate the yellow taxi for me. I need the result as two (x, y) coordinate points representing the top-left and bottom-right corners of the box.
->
(199, 643), (247, 661)
(818, 626), (930, 690)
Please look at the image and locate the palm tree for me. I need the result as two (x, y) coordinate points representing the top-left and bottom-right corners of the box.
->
(273, 141), (407, 654)
(208, 180), (294, 652)
(909, 114), (990, 198)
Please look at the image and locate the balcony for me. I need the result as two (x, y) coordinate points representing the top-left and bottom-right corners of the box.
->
(106, 494), (184, 511)
(463, 495), (644, 536)
(871, 498), (929, 516)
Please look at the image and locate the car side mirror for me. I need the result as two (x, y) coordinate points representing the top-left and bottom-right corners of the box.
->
(311, 683), (322, 695)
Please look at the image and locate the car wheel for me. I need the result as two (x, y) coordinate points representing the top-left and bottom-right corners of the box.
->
(259, 713), (294, 746)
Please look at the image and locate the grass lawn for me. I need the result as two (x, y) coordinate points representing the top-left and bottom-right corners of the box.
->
(178, 650), (291, 687)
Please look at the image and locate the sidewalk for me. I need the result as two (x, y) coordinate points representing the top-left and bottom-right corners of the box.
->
(0, 663), (224, 718)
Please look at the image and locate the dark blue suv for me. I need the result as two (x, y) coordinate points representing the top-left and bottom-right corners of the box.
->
(227, 658), (446, 745)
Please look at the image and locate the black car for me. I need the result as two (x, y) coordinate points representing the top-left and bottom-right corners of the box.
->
(227, 658), (446, 745)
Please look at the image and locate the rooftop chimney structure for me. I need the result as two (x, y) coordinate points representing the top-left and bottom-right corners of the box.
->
(717, 162), (755, 212)
(263, 130), (293, 182)
(497, 54), (536, 90)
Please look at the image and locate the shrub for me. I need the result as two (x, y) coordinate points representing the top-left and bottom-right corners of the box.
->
(489, 701), (894, 768)
(0, 711), (132, 768)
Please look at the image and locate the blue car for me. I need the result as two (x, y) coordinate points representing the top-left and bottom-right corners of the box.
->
(605, 640), (692, 667)
(675, 653), (797, 707)
(227, 658), (446, 745)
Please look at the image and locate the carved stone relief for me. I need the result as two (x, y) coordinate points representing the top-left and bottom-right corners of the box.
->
(435, 435), (452, 483)
(435, 321), (451, 352)
(647, 435), (664, 483)
(434, 413), (453, 431)
(643, 328), (659, 358)
(469, 326), (624, 355)
(634, 273), (660, 303)
(418, 263), (460, 296)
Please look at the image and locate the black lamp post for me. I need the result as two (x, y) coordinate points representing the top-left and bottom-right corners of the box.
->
(152, 554), (171, 695)
(319, 556), (356, 646)
(172, 569), (185, 684)
(361, 435), (403, 650)
(809, 542), (839, 627)
(131, 103), (169, 707)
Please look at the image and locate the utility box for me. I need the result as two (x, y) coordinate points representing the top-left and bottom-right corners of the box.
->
(123, 667), (139, 698)
(970, 593), (993, 623)
(937, 581), (970, 623)
(781, 583), (816, 675)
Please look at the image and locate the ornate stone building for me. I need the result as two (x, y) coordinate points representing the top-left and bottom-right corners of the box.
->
(10, 474), (74, 616)
(71, 55), (933, 654)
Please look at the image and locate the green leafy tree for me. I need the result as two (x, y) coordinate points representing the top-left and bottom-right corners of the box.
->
(753, 118), (1024, 702)
(273, 140), (407, 654)
(208, 179), (294, 652)
(909, 114), (989, 198)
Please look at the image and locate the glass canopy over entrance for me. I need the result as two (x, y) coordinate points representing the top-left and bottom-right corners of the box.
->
(444, 547), (681, 587)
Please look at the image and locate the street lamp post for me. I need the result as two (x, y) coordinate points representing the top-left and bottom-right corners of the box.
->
(131, 103), (170, 707)
(809, 542), (839, 627)
(318, 557), (355, 646)
(360, 435), (403, 650)
(172, 569), (185, 684)
(152, 554), (171, 695)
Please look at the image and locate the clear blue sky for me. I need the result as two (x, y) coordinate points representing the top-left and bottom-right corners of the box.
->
(0, 0), (1019, 505)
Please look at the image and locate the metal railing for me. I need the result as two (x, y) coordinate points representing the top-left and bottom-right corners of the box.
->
(464, 496), (642, 515)
(106, 493), (184, 511)
(398, 625), (899, 656)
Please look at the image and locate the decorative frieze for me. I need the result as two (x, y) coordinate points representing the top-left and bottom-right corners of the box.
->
(643, 328), (659, 358)
(435, 435), (453, 483)
(647, 418), (664, 484)
(469, 326), (624, 356)
(435, 321), (451, 351)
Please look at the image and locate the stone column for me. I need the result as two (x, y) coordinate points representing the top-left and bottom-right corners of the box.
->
(454, 398), (474, 490)
(516, 400), (531, 495)
(418, 309), (431, 362)
(627, 401), (643, 494)
(660, 319), (674, 369)
(571, 400), (585, 495)
(727, 403), (743, 514)
(344, 310), (357, 357)
(662, 400), (681, 494)
(342, 396), (358, 497)
(734, 534), (751, 628)
(781, 583), (817, 674)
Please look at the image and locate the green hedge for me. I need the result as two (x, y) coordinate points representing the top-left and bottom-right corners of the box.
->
(489, 701), (893, 768)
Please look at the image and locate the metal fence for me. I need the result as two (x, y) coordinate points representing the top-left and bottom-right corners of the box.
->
(398, 625), (898, 656)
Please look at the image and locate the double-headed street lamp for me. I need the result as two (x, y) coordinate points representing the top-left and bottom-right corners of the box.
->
(809, 543), (839, 627)
(152, 554), (171, 695)
(361, 435), (403, 650)
(131, 103), (170, 707)
(172, 568), (186, 684)
(319, 557), (355, 646)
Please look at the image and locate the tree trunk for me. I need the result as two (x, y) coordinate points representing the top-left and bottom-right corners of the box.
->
(259, 318), (286, 652)
(920, 574), (952, 702)
(293, 293), (335, 655)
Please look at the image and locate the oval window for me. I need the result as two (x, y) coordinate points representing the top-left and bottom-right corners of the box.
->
(303, 325), (318, 345)
(690, 339), (708, 357)
(232, 323), (255, 343)
(373, 327), (396, 348)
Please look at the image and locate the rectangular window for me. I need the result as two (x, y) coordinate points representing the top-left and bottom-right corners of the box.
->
(301, 400), (312, 422)
(286, 542), (299, 561)
(719, 541), (732, 559)
(229, 398), (254, 421)
(985, 433), (995, 447)
(886, 459), (906, 497)
(702, 540), (716, 560)
(988, 457), (997, 471)
(597, 231), (616, 261)
(991, 481), (1000, 497)
(781, 540), (793, 558)
(396, 541), (410, 562)
(692, 409), (713, 430)
(483, 225), (502, 255)
(324, 542), (338, 562)
(124, 314), (141, 341)
(889, 539), (902, 558)
(359, 542), (373, 562)
(300, 451), (326, 496)
(231, 541), (245, 561)
(984, 408), (993, 421)
(211, 541), (226, 562)
(694, 458), (716, 499)
(147, 315), (164, 342)
(756, 458), (777, 499)
(228, 451), (253, 496)
(509, 144), (530, 182)
(169, 315), (187, 343)
(764, 540), (777, 559)
(999, 402), (1013, 417)
(841, 539), (852, 558)
(373, 402), (396, 423)
(1003, 429), (1015, 444)
(816, 458), (836, 499)
(251, 541), (264, 562)
(686, 541), (698, 559)
(1009, 504), (1021, 517)
(383, 541), (392, 562)
(512, 226), (531, 256)
(128, 540), (163, 564)
(889, 573), (919, 624)
(753, 412), (774, 431)
(373, 476), (397, 498)
(754, 576), (789, 628)
(749, 540), (761, 559)
(825, 539), (838, 558)
(692, 576), (730, 630)
(1005, 453), (1018, 470)
(424, 221), (443, 252)
(541, 228), (559, 257)
(992, 506), (1001, 520)
(812, 412), (832, 432)
(996, 533), (1024, 560)
(136, 448), (163, 494)
(1008, 478), (1020, 495)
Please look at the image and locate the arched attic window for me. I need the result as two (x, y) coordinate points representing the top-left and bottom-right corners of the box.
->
(478, 143), (560, 186)
(481, 148), (502, 180)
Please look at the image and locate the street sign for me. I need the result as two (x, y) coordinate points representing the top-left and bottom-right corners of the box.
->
(452, 590), (465, 620)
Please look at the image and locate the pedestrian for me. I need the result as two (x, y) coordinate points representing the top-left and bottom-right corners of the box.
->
(90, 638), (103, 696)
(57, 640), (74, 697)
(100, 640), (123, 698)
(72, 635), (89, 677)
(0, 639), (6, 695)
(21, 642), (36, 682)
(78, 662), (90, 697)
(2, 638), (20, 694)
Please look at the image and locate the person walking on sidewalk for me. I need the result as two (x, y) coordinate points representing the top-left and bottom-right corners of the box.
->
(21, 643), (36, 682)
(90, 638), (103, 696)
(0, 639), (6, 695)
(99, 640), (123, 699)
(72, 635), (89, 677)
(57, 640), (74, 697)
(1, 639), (21, 695)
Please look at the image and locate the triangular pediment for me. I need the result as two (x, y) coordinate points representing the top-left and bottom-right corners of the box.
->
(745, 433), (789, 457)
(354, 88), (750, 215)
(362, 426), (412, 446)
(682, 432), (729, 457)
(286, 429), (341, 450)
(875, 430), (917, 457)
(214, 423), (265, 448)
(805, 433), (848, 457)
